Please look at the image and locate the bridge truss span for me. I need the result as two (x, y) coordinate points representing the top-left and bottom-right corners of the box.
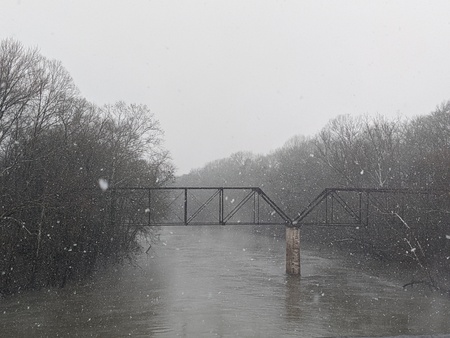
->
(293, 187), (450, 228)
(109, 187), (291, 226)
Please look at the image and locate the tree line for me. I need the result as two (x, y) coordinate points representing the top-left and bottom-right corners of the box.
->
(0, 39), (174, 295)
(178, 102), (450, 290)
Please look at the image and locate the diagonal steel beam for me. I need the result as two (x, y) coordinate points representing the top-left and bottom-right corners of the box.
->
(222, 190), (256, 224)
(256, 188), (291, 224)
(187, 189), (221, 224)
(330, 191), (362, 224)
(292, 189), (329, 224)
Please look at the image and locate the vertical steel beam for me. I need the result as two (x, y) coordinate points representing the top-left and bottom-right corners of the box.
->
(148, 188), (151, 226)
(256, 191), (260, 224)
(253, 190), (256, 224)
(366, 191), (370, 226)
(184, 188), (188, 225)
(330, 192), (334, 223)
(359, 192), (362, 226)
(219, 188), (224, 224)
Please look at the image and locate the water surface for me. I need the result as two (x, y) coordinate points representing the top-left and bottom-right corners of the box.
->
(1, 225), (450, 337)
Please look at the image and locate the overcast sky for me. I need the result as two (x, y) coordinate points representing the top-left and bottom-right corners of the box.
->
(2, 0), (450, 174)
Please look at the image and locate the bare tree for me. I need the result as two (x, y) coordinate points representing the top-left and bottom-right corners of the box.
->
(0, 40), (174, 295)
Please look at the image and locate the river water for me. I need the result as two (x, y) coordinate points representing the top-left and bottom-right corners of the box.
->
(2, 225), (450, 337)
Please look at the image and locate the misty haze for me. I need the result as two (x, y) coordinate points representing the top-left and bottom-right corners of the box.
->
(2, 1), (450, 337)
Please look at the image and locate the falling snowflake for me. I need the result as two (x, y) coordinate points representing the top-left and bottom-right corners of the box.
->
(98, 178), (108, 191)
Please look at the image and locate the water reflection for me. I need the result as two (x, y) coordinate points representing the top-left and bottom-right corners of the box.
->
(1, 225), (450, 337)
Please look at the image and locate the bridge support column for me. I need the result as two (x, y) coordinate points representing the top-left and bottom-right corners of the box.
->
(286, 226), (301, 275)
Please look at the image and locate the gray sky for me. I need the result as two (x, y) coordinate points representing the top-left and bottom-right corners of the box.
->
(3, 0), (450, 174)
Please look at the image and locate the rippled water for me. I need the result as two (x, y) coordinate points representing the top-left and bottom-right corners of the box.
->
(2, 225), (450, 337)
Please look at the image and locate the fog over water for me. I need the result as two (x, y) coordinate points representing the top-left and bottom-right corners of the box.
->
(2, 226), (450, 337)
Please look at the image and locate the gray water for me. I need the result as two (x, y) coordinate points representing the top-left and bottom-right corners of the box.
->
(2, 225), (450, 337)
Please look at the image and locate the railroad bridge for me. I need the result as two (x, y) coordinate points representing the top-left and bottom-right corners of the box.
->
(108, 186), (450, 276)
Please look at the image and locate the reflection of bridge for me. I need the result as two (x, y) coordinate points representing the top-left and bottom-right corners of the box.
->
(108, 186), (450, 276)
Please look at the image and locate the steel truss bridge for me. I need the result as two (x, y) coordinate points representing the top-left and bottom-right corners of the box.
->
(109, 187), (291, 226)
(293, 187), (450, 227)
(108, 187), (450, 228)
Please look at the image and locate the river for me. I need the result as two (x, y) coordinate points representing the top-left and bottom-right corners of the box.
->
(1, 225), (450, 337)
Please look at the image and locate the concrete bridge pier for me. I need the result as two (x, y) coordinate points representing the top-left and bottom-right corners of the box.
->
(286, 226), (301, 275)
